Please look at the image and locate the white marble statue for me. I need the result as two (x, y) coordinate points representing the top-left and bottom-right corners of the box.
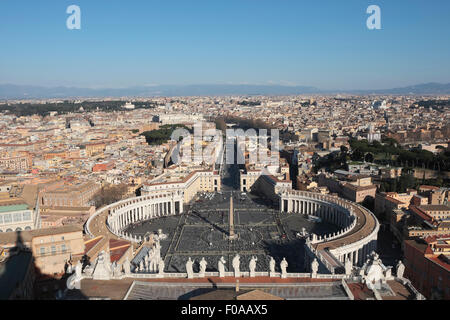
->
(345, 258), (353, 276)
(158, 259), (165, 275)
(123, 257), (131, 275)
(157, 228), (168, 240)
(311, 258), (319, 277)
(155, 240), (161, 255)
(218, 256), (227, 277)
(111, 261), (117, 275)
(149, 240), (162, 272)
(92, 251), (112, 280)
(249, 256), (257, 277)
(104, 250), (112, 274)
(139, 260), (144, 273)
(186, 257), (194, 279)
(269, 256), (276, 276)
(396, 260), (405, 278)
(199, 258), (208, 277)
(83, 264), (94, 277)
(363, 252), (386, 290)
(75, 260), (82, 278)
(117, 263), (124, 276)
(67, 261), (83, 290)
(280, 258), (288, 278)
(66, 262), (73, 274)
(232, 254), (240, 278)
(112, 261), (122, 277)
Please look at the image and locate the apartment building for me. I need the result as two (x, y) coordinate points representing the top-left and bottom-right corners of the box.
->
(0, 225), (85, 276)
(142, 166), (221, 204)
(40, 180), (101, 207)
(318, 171), (377, 203)
(0, 198), (37, 233)
(0, 152), (32, 172)
(30, 225), (85, 275)
(404, 235), (450, 300)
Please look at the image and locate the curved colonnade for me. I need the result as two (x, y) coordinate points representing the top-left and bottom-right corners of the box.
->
(86, 189), (379, 273)
(280, 190), (379, 268)
(85, 190), (184, 242)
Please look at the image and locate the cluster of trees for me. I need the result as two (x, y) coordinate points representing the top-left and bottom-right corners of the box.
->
(279, 130), (299, 143)
(92, 183), (128, 208)
(214, 115), (274, 135)
(313, 146), (349, 173)
(349, 138), (399, 161)
(219, 115), (274, 131)
(140, 124), (191, 145)
(416, 99), (450, 112)
(237, 100), (261, 106)
(378, 173), (417, 193)
(349, 138), (450, 172)
(0, 100), (158, 117)
(214, 118), (227, 132)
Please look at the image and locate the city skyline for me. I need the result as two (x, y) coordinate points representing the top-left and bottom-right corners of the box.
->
(1, 0), (450, 90)
(0, 1), (448, 304)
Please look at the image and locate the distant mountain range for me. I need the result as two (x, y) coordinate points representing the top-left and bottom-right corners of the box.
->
(0, 82), (449, 99)
(353, 83), (450, 95)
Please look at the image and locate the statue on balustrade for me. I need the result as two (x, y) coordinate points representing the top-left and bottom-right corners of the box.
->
(113, 261), (123, 277)
(186, 257), (194, 278)
(92, 251), (112, 280)
(232, 254), (241, 277)
(396, 260), (405, 278)
(269, 256), (276, 274)
(249, 256), (257, 276)
(280, 258), (288, 278)
(311, 258), (319, 276)
(218, 256), (227, 277)
(199, 258), (208, 277)
(158, 259), (165, 275)
(345, 258), (353, 276)
(123, 257), (131, 275)
(149, 240), (162, 273)
(75, 260), (82, 278)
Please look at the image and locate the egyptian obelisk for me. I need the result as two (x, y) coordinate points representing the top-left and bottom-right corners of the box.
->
(229, 195), (237, 239)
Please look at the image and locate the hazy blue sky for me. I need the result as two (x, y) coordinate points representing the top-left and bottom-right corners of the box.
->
(0, 0), (449, 90)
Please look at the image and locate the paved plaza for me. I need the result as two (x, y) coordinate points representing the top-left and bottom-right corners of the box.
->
(125, 191), (339, 273)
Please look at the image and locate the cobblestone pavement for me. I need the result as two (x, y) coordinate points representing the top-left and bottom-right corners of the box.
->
(125, 192), (339, 273)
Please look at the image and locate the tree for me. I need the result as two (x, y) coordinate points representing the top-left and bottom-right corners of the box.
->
(214, 117), (227, 132)
(365, 153), (374, 163)
(93, 183), (128, 208)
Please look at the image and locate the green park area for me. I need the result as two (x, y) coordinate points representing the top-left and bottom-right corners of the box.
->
(140, 124), (192, 145)
(349, 138), (449, 172)
(314, 137), (449, 191)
